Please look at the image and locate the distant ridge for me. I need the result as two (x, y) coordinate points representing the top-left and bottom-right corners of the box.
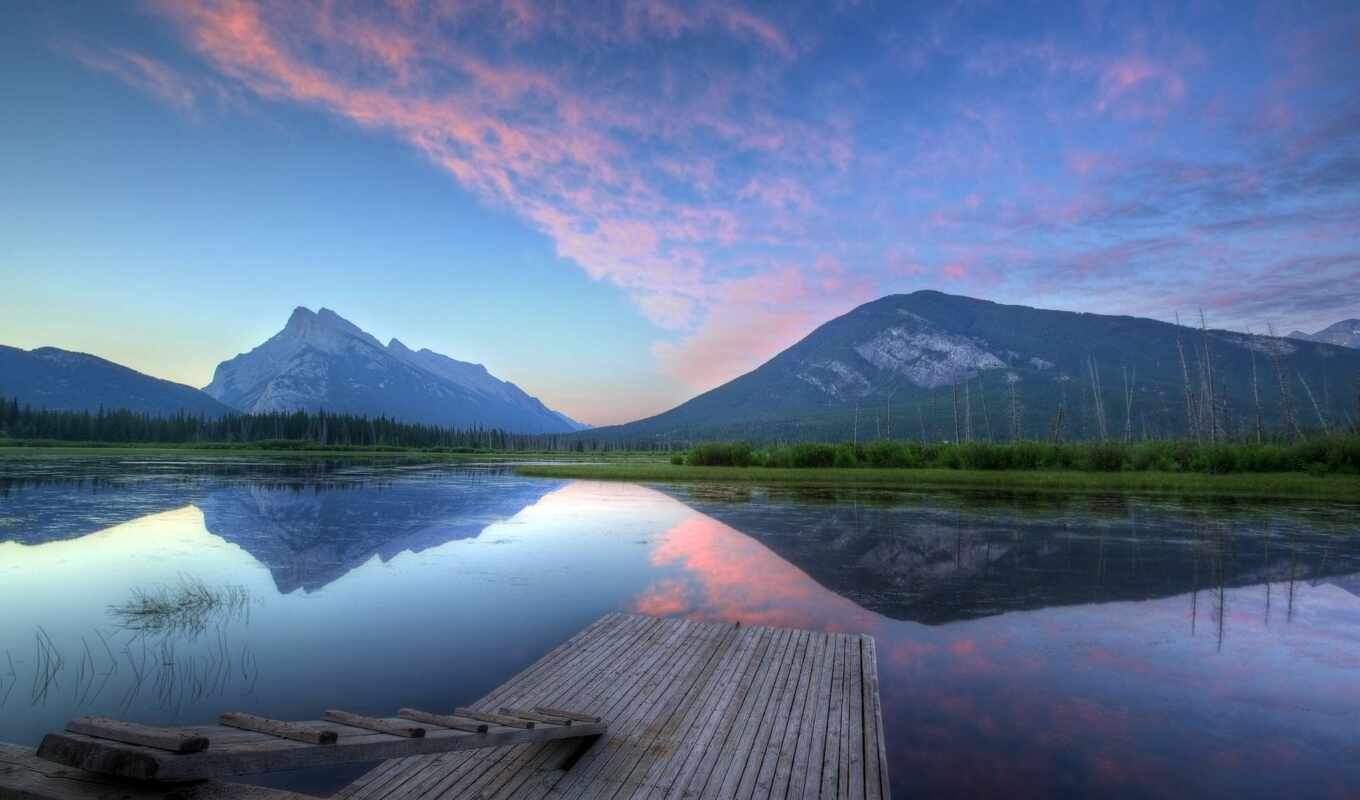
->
(589, 291), (1360, 443)
(1289, 319), (1360, 349)
(0, 345), (233, 417)
(204, 307), (587, 433)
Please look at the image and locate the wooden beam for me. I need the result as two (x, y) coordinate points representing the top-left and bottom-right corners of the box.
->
(497, 708), (572, 726)
(395, 710), (487, 734)
(530, 707), (602, 723)
(450, 709), (534, 730)
(63, 717), (208, 754)
(0, 744), (323, 800)
(33, 721), (608, 782)
(322, 712), (424, 739)
(220, 714), (337, 746)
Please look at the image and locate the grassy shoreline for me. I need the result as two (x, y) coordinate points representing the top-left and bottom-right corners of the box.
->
(514, 463), (1360, 501)
(0, 442), (664, 463)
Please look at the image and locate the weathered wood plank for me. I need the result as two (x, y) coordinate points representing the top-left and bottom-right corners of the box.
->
(498, 708), (573, 726)
(563, 619), (732, 799)
(847, 636), (866, 800)
(707, 626), (796, 799)
(550, 618), (703, 798)
(220, 714), (337, 745)
(63, 717), (208, 754)
(530, 707), (602, 723)
(323, 711), (424, 739)
(616, 623), (749, 800)
(457, 618), (693, 800)
(794, 631), (832, 800)
(661, 626), (773, 800)
(747, 628), (812, 800)
(826, 634), (849, 800)
(451, 709), (533, 730)
(861, 636), (890, 800)
(396, 710), (487, 734)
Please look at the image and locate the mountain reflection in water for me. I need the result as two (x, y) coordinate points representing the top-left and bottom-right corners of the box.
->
(0, 460), (1357, 799)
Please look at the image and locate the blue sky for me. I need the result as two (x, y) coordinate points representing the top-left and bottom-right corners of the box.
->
(2, 1), (1358, 425)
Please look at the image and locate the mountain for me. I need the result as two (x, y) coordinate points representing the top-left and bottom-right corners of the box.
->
(1289, 319), (1360, 349)
(204, 307), (585, 433)
(0, 345), (233, 417)
(593, 291), (1360, 443)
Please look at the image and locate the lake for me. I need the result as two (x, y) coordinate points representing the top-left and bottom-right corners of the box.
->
(1, 456), (1357, 798)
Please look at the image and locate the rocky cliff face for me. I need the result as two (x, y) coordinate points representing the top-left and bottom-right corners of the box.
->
(204, 307), (584, 433)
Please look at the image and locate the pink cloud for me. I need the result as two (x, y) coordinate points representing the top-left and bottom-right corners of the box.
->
(1095, 58), (1186, 118)
(61, 43), (200, 111)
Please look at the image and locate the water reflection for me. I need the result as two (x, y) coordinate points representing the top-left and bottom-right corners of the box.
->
(1, 461), (1357, 798)
(666, 485), (1360, 625)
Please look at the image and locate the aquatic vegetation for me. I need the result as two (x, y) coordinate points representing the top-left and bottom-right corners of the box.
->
(109, 576), (250, 636)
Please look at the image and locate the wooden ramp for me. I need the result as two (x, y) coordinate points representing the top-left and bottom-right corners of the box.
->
(338, 612), (891, 800)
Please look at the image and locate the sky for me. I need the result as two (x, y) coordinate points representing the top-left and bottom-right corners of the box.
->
(1, 1), (1358, 426)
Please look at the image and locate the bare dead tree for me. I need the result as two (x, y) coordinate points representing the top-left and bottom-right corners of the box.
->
(1050, 400), (1066, 444)
(1297, 372), (1330, 435)
(952, 384), (961, 444)
(1122, 366), (1136, 443)
(1266, 323), (1300, 441)
(1199, 310), (1219, 443)
(964, 381), (973, 442)
(1175, 315), (1200, 441)
(1087, 355), (1109, 440)
(980, 379), (994, 441)
(1007, 373), (1022, 441)
(1248, 335), (1265, 444)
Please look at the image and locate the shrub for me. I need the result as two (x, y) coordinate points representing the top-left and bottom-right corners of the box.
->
(686, 442), (753, 467)
(789, 442), (837, 468)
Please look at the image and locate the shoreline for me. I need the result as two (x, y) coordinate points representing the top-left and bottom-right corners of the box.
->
(513, 463), (1360, 501)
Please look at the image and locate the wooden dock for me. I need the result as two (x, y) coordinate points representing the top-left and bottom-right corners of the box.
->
(338, 612), (890, 800)
(0, 613), (890, 800)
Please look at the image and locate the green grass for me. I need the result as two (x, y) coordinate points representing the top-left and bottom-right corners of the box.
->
(514, 462), (1360, 501)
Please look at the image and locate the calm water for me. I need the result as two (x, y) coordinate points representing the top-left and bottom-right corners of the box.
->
(1, 457), (1358, 798)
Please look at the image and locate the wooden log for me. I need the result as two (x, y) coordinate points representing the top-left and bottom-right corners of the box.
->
(64, 717), (208, 754)
(530, 707), (601, 723)
(496, 708), (573, 726)
(219, 714), (337, 746)
(396, 709), (487, 734)
(450, 709), (534, 729)
(322, 711), (424, 738)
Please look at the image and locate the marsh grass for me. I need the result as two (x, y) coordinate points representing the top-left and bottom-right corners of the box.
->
(110, 576), (250, 636)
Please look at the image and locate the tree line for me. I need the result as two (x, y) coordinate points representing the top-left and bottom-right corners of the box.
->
(0, 398), (634, 451)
